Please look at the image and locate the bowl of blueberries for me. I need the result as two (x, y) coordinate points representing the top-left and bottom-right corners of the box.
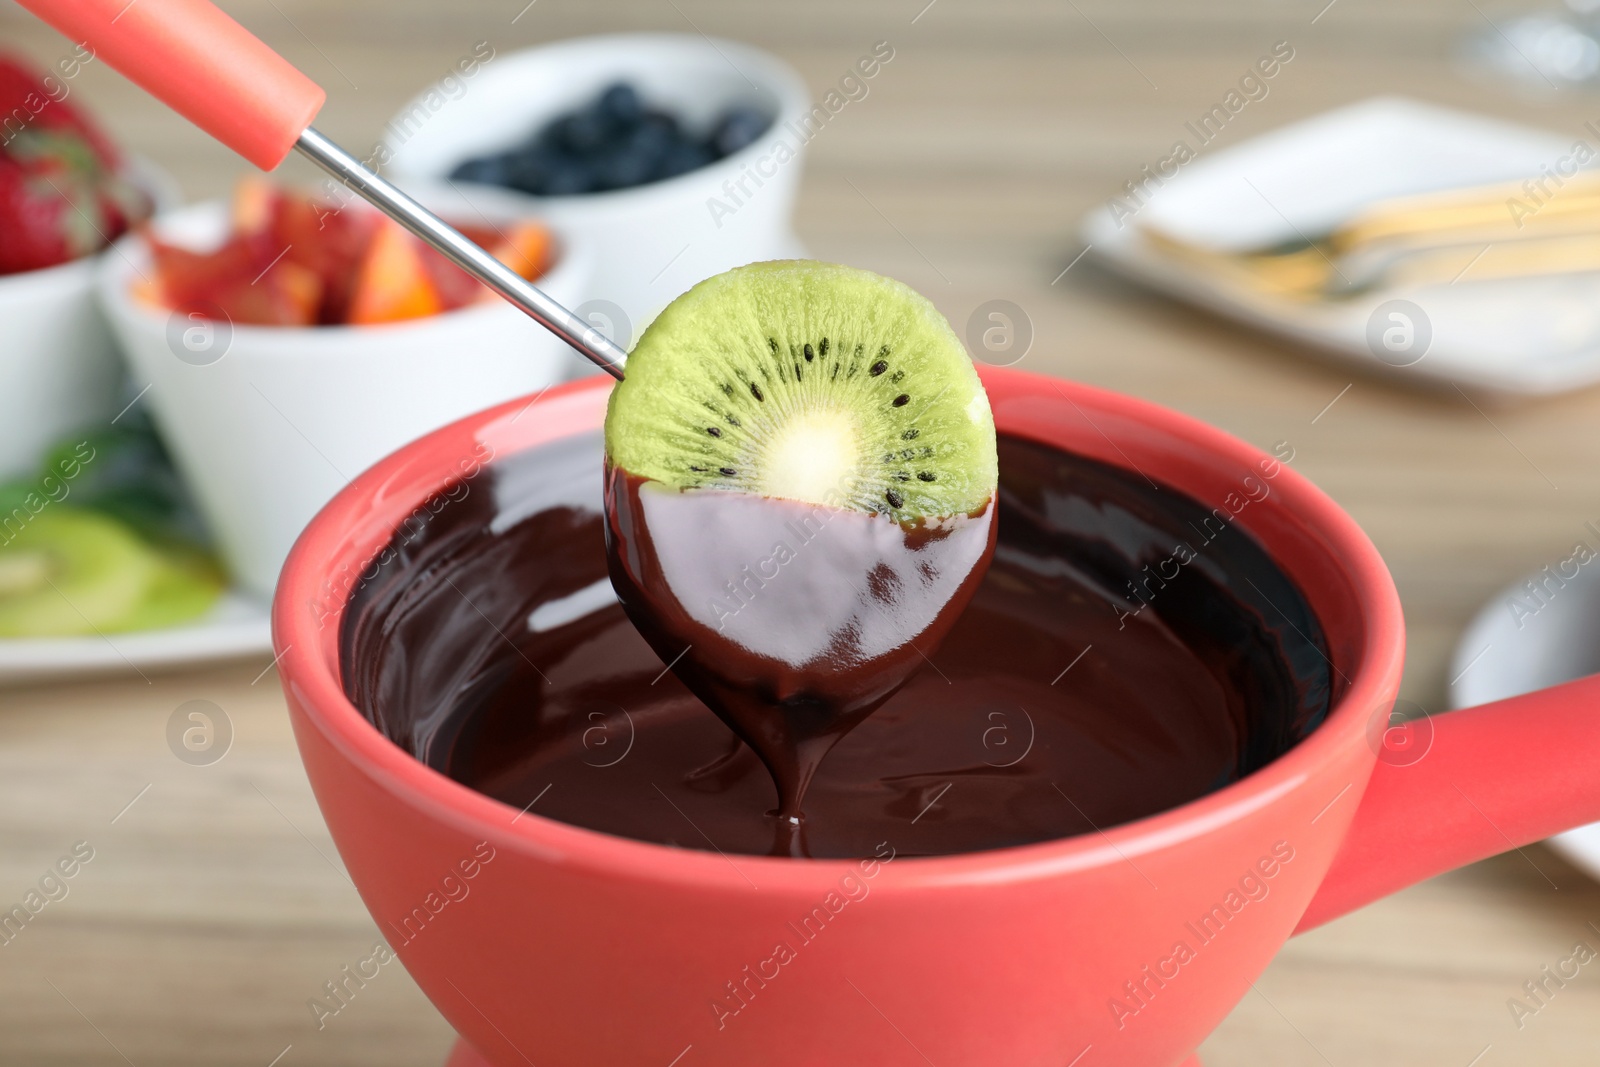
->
(383, 33), (811, 364)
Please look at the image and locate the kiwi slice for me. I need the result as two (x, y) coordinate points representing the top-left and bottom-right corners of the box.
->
(0, 509), (159, 638)
(116, 548), (225, 633)
(605, 260), (997, 520)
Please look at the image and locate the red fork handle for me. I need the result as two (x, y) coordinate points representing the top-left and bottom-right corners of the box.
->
(1298, 672), (1600, 932)
(15, 0), (325, 169)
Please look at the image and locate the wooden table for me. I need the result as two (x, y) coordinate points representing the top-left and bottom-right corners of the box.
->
(4, 0), (1600, 1063)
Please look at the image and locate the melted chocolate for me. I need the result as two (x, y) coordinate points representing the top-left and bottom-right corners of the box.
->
(341, 432), (1331, 859)
(603, 466), (995, 852)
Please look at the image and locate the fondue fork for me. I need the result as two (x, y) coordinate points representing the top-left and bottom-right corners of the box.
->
(17, 0), (629, 381)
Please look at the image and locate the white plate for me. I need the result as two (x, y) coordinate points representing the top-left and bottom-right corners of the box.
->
(1449, 558), (1600, 883)
(1082, 96), (1600, 398)
(0, 588), (272, 686)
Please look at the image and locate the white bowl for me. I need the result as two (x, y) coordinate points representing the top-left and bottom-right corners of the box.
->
(1450, 558), (1600, 882)
(0, 157), (177, 479)
(382, 33), (811, 362)
(97, 199), (592, 598)
(0, 256), (121, 480)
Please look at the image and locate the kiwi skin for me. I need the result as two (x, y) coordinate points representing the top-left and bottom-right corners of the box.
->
(605, 260), (997, 522)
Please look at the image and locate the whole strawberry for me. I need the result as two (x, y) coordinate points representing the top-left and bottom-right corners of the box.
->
(0, 52), (148, 275)
(0, 51), (120, 167)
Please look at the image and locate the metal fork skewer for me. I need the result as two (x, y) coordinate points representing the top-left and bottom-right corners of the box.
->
(294, 127), (627, 381)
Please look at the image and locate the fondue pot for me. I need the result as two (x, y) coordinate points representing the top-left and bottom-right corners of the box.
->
(19, 3), (1600, 1064)
(270, 370), (1599, 1067)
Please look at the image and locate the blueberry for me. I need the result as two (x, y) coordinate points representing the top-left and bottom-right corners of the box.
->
(594, 149), (655, 191)
(555, 108), (614, 155)
(529, 117), (566, 154)
(624, 119), (674, 166)
(503, 148), (559, 194)
(494, 89), (749, 194)
(658, 141), (714, 179)
(642, 110), (684, 141)
(711, 106), (770, 157)
(542, 160), (596, 196)
(598, 82), (644, 126)
(449, 155), (511, 186)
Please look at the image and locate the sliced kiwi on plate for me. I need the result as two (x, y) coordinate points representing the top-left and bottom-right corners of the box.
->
(0, 508), (222, 638)
(0, 509), (160, 637)
(605, 260), (997, 520)
(116, 548), (226, 633)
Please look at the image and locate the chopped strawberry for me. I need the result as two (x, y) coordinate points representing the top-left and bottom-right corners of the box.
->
(264, 187), (376, 324)
(421, 222), (556, 312)
(488, 222), (554, 287)
(207, 261), (323, 327)
(347, 218), (444, 325)
(420, 239), (487, 311)
(145, 181), (556, 326)
(149, 230), (273, 311)
(150, 232), (321, 327)
(229, 176), (280, 236)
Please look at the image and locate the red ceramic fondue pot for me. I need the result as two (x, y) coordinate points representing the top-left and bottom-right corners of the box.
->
(272, 368), (1600, 1067)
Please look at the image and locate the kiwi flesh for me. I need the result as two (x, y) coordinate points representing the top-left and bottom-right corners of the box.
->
(116, 549), (226, 633)
(605, 260), (997, 521)
(0, 509), (223, 638)
(0, 509), (159, 638)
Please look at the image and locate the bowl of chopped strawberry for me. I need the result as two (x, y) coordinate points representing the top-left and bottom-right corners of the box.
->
(0, 51), (164, 479)
(96, 180), (590, 597)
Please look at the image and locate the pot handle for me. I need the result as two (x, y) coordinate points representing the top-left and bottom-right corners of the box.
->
(1297, 672), (1600, 932)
